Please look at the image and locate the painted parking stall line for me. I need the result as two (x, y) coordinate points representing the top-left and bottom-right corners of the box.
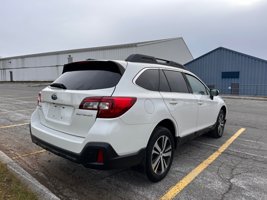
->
(13, 96), (36, 100)
(0, 109), (34, 114)
(0, 95), (16, 98)
(12, 150), (46, 160)
(0, 101), (36, 106)
(0, 96), (34, 100)
(0, 123), (30, 129)
(160, 128), (246, 200)
(194, 140), (267, 160)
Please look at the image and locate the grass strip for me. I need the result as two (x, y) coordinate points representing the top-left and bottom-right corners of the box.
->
(0, 162), (37, 200)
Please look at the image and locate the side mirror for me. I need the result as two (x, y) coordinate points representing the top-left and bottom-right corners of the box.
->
(210, 89), (219, 100)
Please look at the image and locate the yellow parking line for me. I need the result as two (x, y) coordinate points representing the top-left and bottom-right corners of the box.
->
(0, 123), (29, 129)
(160, 128), (246, 200)
(12, 149), (46, 160)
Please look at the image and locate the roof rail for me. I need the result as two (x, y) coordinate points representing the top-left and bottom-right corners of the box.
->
(125, 54), (185, 69)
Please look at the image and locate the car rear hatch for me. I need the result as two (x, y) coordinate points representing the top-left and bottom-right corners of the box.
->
(38, 61), (125, 138)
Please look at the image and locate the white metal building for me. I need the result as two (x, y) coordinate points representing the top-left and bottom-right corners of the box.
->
(0, 37), (193, 81)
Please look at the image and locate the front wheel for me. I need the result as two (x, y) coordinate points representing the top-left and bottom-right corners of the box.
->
(145, 126), (174, 182)
(210, 109), (226, 138)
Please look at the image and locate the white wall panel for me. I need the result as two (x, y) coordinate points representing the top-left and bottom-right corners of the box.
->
(0, 38), (193, 81)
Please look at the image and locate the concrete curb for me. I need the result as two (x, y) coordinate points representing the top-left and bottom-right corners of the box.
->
(221, 95), (267, 101)
(0, 151), (60, 200)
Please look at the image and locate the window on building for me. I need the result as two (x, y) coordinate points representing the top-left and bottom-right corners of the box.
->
(222, 71), (240, 79)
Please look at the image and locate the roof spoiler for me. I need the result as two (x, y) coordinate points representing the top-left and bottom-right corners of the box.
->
(125, 54), (185, 69)
(62, 61), (125, 74)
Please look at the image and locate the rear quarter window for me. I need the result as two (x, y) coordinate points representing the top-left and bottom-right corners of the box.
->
(135, 69), (159, 91)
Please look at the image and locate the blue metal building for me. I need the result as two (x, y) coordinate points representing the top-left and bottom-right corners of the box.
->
(185, 47), (267, 96)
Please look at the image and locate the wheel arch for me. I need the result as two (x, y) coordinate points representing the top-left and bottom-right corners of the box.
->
(149, 119), (178, 148)
(221, 105), (227, 116)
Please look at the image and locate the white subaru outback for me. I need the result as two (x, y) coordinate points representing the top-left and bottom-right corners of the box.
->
(30, 54), (226, 182)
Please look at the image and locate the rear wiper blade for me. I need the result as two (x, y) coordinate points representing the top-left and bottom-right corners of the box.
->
(50, 83), (67, 89)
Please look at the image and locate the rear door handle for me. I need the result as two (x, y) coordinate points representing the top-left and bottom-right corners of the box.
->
(169, 99), (178, 105)
(198, 101), (203, 105)
(169, 101), (178, 105)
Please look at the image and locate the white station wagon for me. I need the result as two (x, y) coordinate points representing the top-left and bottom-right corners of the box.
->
(30, 54), (227, 182)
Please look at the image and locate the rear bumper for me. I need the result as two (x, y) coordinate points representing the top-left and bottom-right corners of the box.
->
(30, 129), (145, 169)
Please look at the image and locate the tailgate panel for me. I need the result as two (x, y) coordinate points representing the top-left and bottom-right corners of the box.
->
(39, 87), (115, 138)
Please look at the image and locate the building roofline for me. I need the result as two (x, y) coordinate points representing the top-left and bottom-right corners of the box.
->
(180, 37), (194, 59)
(0, 37), (184, 60)
(185, 47), (267, 65)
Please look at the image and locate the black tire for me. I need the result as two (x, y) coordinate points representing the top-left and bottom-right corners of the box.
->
(210, 109), (226, 138)
(145, 126), (174, 182)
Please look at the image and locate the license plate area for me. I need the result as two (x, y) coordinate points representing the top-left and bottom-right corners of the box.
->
(47, 103), (74, 124)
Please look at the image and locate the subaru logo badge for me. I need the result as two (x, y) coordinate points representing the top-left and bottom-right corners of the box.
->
(51, 94), (57, 100)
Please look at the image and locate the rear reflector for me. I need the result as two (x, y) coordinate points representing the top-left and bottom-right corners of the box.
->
(37, 92), (42, 106)
(79, 97), (137, 118)
(97, 149), (104, 163)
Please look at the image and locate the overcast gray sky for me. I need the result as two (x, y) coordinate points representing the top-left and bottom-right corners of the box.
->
(1, 0), (266, 60)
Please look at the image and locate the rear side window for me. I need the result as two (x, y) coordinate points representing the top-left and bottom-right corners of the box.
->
(52, 61), (123, 90)
(136, 69), (159, 91)
(163, 70), (189, 93)
(159, 70), (171, 92)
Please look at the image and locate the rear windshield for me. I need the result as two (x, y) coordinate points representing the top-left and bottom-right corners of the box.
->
(52, 61), (123, 90)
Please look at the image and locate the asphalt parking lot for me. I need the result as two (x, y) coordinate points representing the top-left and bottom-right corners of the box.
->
(0, 83), (266, 200)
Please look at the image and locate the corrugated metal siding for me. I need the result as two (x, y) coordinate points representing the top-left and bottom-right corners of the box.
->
(0, 38), (193, 81)
(186, 48), (267, 96)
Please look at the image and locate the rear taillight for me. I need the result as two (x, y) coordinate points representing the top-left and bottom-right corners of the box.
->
(79, 97), (137, 118)
(37, 92), (42, 106)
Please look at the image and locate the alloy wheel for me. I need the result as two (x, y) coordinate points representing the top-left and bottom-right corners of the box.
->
(218, 112), (225, 136)
(151, 135), (172, 175)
